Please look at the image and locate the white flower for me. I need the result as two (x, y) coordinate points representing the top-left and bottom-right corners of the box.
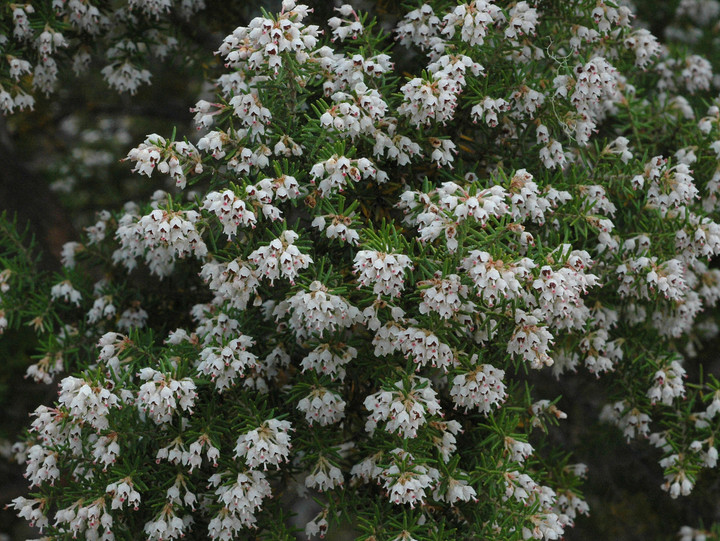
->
(58, 376), (119, 431)
(603, 136), (633, 163)
(600, 401), (652, 441)
(353, 249), (413, 298)
(275, 281), (361, 339)
(441, 1), (503, 46)
(580, 329), (623, 375)
(312, 214), (360, 245)
(372, 321), (404, 357)
(460, 250), (534, 306)
(328, 5), (363, 41)
(662, 467), (694, 498)
(350, 452), (384, 482)
(50, 280), (82, 306)
(144, 506), (187, 541)
(677, 526), (710, 541)
(433, 475), (478, 504)
(504, 437), (534, 463)
(9, 497), (48, 532)
(194, 311), (240, 344)
(509, 169), (569, 224)
(380, 449), (439, 508)
(229, 92), (272, 135)
(624, 28), (661, 69)
(125, 135), (198, 187)
(450, 361), (507, 414)
(511, 85), (546, 116)
(648, 258), (688, 301)
(87, 295), (116, 324)
(96, 332), (127, 369)
(530, 261), (599, 327)
(106, 477), (141, 510)
(507, 310), (554, 369)
(273, 135), (304, 157)
(298, 387), (346, 426)
(92, 434), (120, 471)
(429, 137), (457, 167)
(198, 335), (258, 392)
(503, 470), (539, 504)
(0, 268), (11, 299)
(183, 434), (220, 471)
(136, 369), (197, 424)
(364, 376), (442, 438)
(505, 1), (538, 40)
(396, 326), (457, 372)
(300, 343), (357, 381)
(248, 230), (312, 285)
(234, 419), (293, 470)
(418, 272), (469, 319)
(396, 4), (441, 50)
(305, 511), (329, 539)
(216, 4), (319, 74)
(321, 83), (389, 139)
(202, 190), (257, 238)
(680, 55), (713, 94)
(25, 351), (64, 384)
(102, 61), (151, 94)
(200, 259), (260, 311)
(305, 456), (344, 491)
(53, 498), (115, 538)
(156, 437), (189, 466)
(428, 54), (484, 87)
(117, 305), (149, 330)
(209, 469), (272, 534)
(555, 490), (590, 525)
(22, 444), (60, 488)
(578, 185), (616, 216)
(471, 96), (510, 127)
(522, 512), (565, 540)
(138, 209), (207, 258)
(60, 241), (81, 269)
(431, 419), (462, 462)
(648, 359), (686, 405)
(258, 175), (302, 202)
(115, 208), (207, 277)
(398, 76), (460, 127)
(310, 154), (380, 197)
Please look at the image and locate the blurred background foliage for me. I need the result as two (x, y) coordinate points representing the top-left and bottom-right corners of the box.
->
(3, 0), (720, 539)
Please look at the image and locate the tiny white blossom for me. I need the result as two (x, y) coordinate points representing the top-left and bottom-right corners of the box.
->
(234, 419), (293, 470)
(298, 387), (346, 426)
(353, 249), (413, 298)
(364, 376), (443, 438)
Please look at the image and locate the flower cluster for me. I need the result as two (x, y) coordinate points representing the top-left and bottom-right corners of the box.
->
(234, 419), (293, 471)
(298, 387), (346, 426)
(125, 134), (201, 189)
(274, 280), (361, 339)
(248, 230), (312, 285)
(202, 190), (257, 238)
(450, 361), (507, 414)
(364, 376), (443, 438)
(114, 205), (208, 277)
(8, 0), (720, 539)
(136, 368), (197, 423)
(310, 154), (382, 196)
(197, 335), (258, 392)
(353, 249), (414, 298)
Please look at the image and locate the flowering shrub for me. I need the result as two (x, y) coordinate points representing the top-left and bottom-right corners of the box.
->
(5, 0), (720, 539)
(0, 0), (213, 111)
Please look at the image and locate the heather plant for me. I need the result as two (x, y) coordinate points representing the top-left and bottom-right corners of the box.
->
(5, 0), (720, 540)
(0, 0), (211, 108)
